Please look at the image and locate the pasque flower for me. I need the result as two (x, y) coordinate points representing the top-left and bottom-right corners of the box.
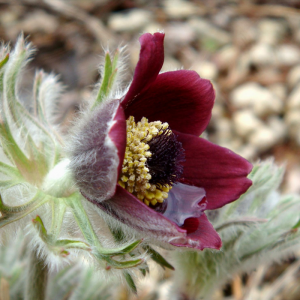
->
(69, 32), (252, 250)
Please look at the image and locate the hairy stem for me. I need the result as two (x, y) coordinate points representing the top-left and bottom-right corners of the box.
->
(24, 249), (48, 300)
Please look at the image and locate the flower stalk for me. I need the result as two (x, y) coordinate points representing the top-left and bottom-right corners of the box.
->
(25, 249), (48, 300)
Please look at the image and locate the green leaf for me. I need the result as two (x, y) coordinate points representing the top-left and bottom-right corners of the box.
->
(67, 194), (143, 257)
(109, 226), (126, 243)
(102, 256), (144, 270)
(0, 53), (9, 69)
(0, 53), (9, 95)
(293, 219), (300, 229)
(0, 161), (22, 179)
(139, 265), (149, 277)
(111, 49), (119, 71)
(0, 190), (50, 228)
(144, 246), (175, 270)
(32, 215), (91, 255)
(92, 49), (121, 110)
(123, 272), (137, 294)
(112, 239), (142, 256)
(0, 122), (34, 178)
(93, 53), (112, 108)
(0, 37), (61, 181)
(32, 215), (47, 236)
(33, 71), (45, 123)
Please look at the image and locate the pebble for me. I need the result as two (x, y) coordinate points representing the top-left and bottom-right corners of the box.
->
(285, 110), (300, 127)
(235, 52), (252, 79)
(143, 22), (164, 35)
(287, 83), (300, 109)
(164, 0), (202, 18)
(258, 19), (288, 45)
(295, 28), (300, 45)
(254, 68), (282, 86)
(232, 18), (257, 47)
(287, 64), (300, 89)
(268, 83), (287, 102)
(285, 110), (300, 141)
(108, 9), (152, 32)
(188, 17), (231, 46)
(3, 9), (58, 39)
(23, 10), (58, 33)
(249, 43), (276, 67)
(214, 45), (239, 70)
(211, 8), (234, 28)
(164, 23), (196, 46)
(129, 43), (140, 70)
(219, 138), (243, 153)
(161, 56), (182, 72)
(233, 110), (264, 138)
(249, 125), (280, 152)
(192, 60), (218, 81)
(276, 44), (300, 66)
(236, 144), (257, 160)
(288, 17), (300, 44)
(211, 103), (224, 120)
(215, 118), (233, 142)
(285, 166), (300, 194)
(0, 10), (18, 24)
(231, 82), (283, 116)
(267, 116), (287, 142)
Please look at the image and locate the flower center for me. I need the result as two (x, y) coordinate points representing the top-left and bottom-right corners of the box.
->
(118, 116), (185, 207)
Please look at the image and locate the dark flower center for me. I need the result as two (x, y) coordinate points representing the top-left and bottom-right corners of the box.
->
(147, 128), (185, 187)
(118, 116), (185, 208)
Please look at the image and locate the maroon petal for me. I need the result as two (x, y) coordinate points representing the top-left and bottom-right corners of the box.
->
(124, 70), (215, 136)
(172, 214), (222, 250)
(177, 131), (252, 210)
(96, 185), (187, 242)
(181, 218), (200, 234)
(69, 100), (126, 202)
(108, 103), (127, 177)
(122, 32), (165, 108)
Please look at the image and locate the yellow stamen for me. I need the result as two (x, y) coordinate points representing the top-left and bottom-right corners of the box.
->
(118, 116), (172, 206)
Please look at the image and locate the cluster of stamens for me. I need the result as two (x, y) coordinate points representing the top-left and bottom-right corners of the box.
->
(118, 116), (177, 207)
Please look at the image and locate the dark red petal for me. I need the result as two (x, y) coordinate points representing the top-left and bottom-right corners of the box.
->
(177, 131), (253, 210)
(69, 99), (126, 202)
(122, 32), (165, 107)
(172, 214), (222, 250)
(95, 185), (187, 242)
(124, 70), (215, 136)
(109, 104), (126, 178)
(85, 186), (222, 250)
(181, 217), (200, 234)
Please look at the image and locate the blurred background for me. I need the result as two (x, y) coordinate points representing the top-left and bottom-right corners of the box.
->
(0, 0), (300, 299)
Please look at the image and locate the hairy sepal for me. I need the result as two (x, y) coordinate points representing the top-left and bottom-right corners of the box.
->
(68, 99), (123, 202)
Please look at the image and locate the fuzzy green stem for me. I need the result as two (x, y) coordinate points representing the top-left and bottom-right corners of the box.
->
(24, 249), (48, 300)
(66, 194), (143, 268)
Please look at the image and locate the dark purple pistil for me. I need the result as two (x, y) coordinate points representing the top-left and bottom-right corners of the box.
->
(144, 127), (185, 213)
(147, 128), (185, 186)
